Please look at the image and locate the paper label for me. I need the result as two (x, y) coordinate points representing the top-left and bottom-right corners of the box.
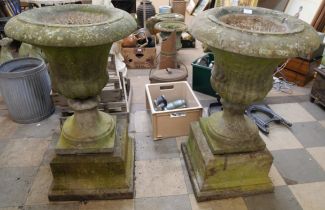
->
(243, 9), (253, 14)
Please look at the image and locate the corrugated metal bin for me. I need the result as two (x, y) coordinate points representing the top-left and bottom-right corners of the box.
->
(0, 57), (54, 123)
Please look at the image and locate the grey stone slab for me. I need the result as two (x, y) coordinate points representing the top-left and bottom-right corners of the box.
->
(135, 195), (191, 210)
(0, 114), (18, 140)
(272, 149), (325, 185)
(130, 103), (146, 113)
(0, 140), (8, 155)
(135, 133), (179, 160)
(244, 186), (303, 210)
(0, 138), (49, 168)
(41, 133), (59, 165)
(0, 207), (19, 210)
(300, 101), (325, 121)
(11, 114), (60, 139)
(0, 167), (38, 208)
(24, 203), (80, 210)
(128, 113), (136, 133)
(127, 69), (151, 77)
(291, 122), (325, 148)
(180, 156), (193, 194)
(134, 111), (151, 133)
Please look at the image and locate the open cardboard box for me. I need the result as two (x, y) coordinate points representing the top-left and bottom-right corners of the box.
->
(145, 81), (203, 140)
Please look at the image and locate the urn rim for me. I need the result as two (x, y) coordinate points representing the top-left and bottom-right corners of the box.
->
(154, 20), (187, 33)
(208, 7), (304, 35)
(189, 6), (321, 58)
(16, 5), (123, 27)
(4, 4), (137, 47)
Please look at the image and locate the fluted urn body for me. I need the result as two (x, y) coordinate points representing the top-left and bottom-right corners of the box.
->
(190, 7), (320, 154)
(5, 5), (137, 153)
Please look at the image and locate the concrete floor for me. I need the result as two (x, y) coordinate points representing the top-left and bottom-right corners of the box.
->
(1, 1), (325, 210)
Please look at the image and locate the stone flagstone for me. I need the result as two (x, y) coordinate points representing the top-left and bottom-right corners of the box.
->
(268, 103), (316, 123)
(269, 165), (286, 187)
(80, 199), (134, 210)
(290, 182), (325, 210)
(307, 147), (325, 171)
(0, 138), (49, 168)
(26, 166), (53, 205)
(135, 158), (187, 198)
(260, 124), (303, 151)
(0, 167), (37, 208)
(189, 194), (248, 210)
(135, 195), (191, 210)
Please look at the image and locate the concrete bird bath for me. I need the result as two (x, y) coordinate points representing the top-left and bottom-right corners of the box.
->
(5, 5), (137, 200)
(155, 20), (187, 50)
(181, 6), (320, 201)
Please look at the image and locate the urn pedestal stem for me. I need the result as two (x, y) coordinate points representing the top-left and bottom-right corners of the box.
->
(56, 97), (116, 155)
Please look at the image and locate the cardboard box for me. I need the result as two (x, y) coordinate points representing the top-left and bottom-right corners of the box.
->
(122, 47), (157, 69)
(145, 81), (203, 140)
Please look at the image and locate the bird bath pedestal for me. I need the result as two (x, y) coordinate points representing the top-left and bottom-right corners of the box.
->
(154, 21), (187, 69)
(181, 7), (320, 201)
(5, 5), (137, 201)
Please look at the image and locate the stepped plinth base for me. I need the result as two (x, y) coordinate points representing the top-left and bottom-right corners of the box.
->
(49, 117), (134, 201)
(181, 121), (273, 202)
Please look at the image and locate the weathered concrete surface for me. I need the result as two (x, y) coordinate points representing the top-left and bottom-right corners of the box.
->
(182, 122), (273, 201)
(182, 6), (320, 201)
(189, 6), (320, 59)
(5, 5), (137, 99)
(49, 118), (135, 201)
(188, 7), (321, 154)
(56, 98), (116, 154)
(202, 49), (283, 154)
(43, 45), (111, 99)
(5, 5), (137, 47)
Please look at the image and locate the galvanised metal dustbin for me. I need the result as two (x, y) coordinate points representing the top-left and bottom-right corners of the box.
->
(0, 57), (54, 123)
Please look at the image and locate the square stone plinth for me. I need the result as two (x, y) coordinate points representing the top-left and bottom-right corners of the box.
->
(49, 118), (134, 201)
(181, 121), (274, 202)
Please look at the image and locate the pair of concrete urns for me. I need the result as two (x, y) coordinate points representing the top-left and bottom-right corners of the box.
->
(5, 5), (320, 201)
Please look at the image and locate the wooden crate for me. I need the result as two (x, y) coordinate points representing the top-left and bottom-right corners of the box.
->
(311, 67), (325, 107)
(277, 68), (315, 87)
(145, 81), (203, 140)
(285, 57), (321, 75)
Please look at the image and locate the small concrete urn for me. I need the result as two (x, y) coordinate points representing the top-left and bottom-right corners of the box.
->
(5, 5), (137, 200)
(181, 6), (320, 201)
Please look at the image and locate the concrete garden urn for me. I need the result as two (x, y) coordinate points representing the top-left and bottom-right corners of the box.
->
(5, 4), (137, 200)
(181, 6), (320, 201)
